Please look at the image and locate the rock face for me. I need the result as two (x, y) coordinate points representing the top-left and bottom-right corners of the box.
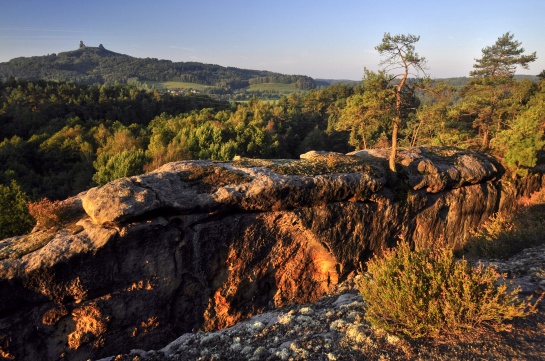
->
(0, 147), (542, 361)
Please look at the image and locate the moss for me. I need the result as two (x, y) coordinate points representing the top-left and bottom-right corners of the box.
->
(0, 231), (55, 261)
(411, 147), (462, 165)
(232, 154), (385, 178)
(178, 164), (252, 193)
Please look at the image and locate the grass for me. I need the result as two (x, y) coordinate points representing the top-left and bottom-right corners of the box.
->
(246, 83), (305, 93)
(144, 81), (305, 95)
(144, 81), (215, 92)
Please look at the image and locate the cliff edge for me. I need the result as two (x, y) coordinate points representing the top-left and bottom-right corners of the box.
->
(0, 147), (542, 361)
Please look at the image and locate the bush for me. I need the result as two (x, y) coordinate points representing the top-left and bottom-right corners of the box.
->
(357, 241), (541, 339)
(465, 189), (545, 259)
(27, 198), (65, 230)
(0, 180), (35, 239)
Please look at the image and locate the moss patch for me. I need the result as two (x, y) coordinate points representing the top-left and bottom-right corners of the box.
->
(0, 231), (55, 261)
(233, 154), (385, 178)
(178, 164), (251, 193)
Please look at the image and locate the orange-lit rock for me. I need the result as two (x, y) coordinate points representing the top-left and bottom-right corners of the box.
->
(0, 147), (542, 360)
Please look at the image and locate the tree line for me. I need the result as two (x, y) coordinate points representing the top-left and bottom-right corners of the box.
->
(0, 45), (317, 91)
(0, 32), (544, 239)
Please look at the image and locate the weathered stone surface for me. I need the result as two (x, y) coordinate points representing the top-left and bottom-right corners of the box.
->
(350, 147), (502, 192)
(0, 147), (542, 361)
(81, 156), (386, 226)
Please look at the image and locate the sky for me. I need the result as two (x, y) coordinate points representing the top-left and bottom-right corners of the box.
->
(1, 0), (545, 80)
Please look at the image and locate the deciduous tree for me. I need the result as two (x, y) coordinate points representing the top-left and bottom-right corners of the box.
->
(335, 69), (394, 150)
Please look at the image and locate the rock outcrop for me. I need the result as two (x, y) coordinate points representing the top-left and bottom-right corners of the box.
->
(0, 147), (542, 361)
(107, 240), (545, 361)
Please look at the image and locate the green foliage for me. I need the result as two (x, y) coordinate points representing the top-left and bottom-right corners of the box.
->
(492, 107), (545, 176)
(358, 241), (541, 339)
(376, 33), (426, 71)
(0, 79), (228, 199)
(460, 32), (537, 149)
(375, 33), (427, 171)
(0, 180), (35, 239)
(470, 32), (537, 78)
(0, 64), (543, 204)
(0, 79), (229, 140)
(0, 45), (316, 91)
(408, 80), (468, 147)
(458, 77), (515, 149)
(93, 149), (149, 185)
(335, 70), (394, 150)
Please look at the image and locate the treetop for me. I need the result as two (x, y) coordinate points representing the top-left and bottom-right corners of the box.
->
(470, 32), (537, 78)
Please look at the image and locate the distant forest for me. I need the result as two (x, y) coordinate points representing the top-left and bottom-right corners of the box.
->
(1, 74), (543, 197)
(0, 45), (317, 92)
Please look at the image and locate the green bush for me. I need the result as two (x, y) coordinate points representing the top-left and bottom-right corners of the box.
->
(0, 180), (35, 239)
(357, 241), (541, 339)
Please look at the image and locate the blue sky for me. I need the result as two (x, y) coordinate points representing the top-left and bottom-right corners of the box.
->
(1, 0), (544, 80)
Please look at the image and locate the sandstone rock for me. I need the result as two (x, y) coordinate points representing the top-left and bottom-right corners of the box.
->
(105, 241), (545, 361)
(0, 147), (542, 360)
(350, 147), (502, 192)
(82, 156), (386, 226)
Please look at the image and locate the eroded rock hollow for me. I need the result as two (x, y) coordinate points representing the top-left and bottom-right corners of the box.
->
(0, 147), (542, 360)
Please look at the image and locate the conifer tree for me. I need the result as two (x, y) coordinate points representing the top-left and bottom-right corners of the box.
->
(463, 32), (537, 149)
(375, 33), (427, 171)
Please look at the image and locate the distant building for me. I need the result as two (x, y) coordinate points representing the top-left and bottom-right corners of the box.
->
(79, 41), (86, 49)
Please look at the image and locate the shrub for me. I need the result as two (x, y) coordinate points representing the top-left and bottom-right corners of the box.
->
(0, 180), (35, 238)
(357, 241), (541, 339)
(27, 198), (65, 230)
(464, 211), (519, 259)
(465, 188), (545, 259)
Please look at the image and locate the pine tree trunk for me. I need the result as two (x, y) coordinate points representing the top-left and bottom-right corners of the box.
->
(481, 122), (490, 150)
(389, 121), (398, 172)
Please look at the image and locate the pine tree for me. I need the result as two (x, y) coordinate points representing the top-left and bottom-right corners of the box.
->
(375, 33), (427, 171)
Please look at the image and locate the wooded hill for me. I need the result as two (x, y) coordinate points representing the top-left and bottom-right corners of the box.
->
(0, 44), (317, 91)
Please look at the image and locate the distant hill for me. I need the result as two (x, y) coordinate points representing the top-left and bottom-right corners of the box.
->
(433, 75), (539, 87)
(0, 43), (317, 91)
(2, 44), (538, 94)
